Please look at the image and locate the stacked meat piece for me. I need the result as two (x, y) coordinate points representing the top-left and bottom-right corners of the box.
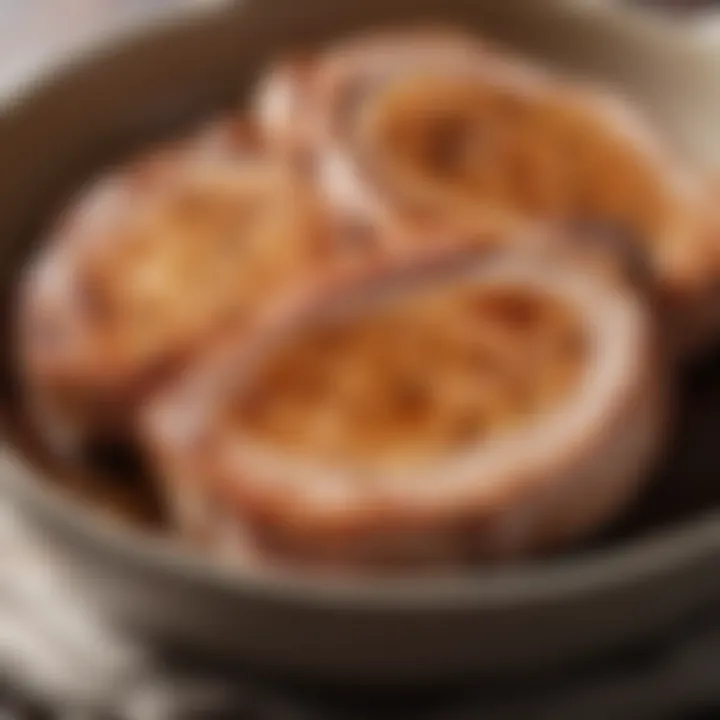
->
(17, 29), (720, 570)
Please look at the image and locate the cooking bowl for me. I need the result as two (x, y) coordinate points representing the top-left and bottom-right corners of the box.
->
(1, 0), (720, 682)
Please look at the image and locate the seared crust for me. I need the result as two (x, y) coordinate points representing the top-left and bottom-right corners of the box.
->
(17, 116), (364, 450)
(144, 245), (664, 568)
(254, 30), (719, 352)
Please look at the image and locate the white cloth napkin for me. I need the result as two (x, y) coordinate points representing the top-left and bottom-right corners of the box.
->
(0, 505), (307, 720)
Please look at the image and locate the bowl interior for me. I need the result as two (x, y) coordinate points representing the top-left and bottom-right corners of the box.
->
(0, 0), (719, 589)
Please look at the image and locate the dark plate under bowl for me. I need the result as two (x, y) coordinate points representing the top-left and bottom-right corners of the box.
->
(0, 0), (719, 682)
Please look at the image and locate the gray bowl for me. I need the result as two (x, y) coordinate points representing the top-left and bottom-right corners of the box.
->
(1, 0), (719, 683)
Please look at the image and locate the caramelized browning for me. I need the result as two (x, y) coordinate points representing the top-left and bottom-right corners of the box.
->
(236, 282), (586, 466)
(31, 154), (357, 383)
(18, 146), (368, 445)
(362, 76), (675, 239)
(79, 166), (323, 368)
